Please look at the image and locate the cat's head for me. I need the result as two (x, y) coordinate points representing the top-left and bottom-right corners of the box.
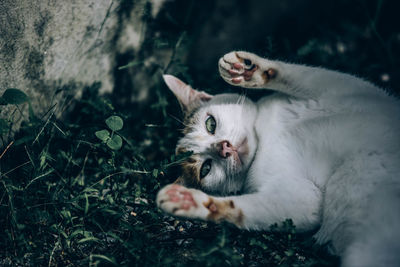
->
(164, 75), (258, 195)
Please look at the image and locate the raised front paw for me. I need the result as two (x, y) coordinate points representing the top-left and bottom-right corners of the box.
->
(218, 51), (277, 88)
(156, 184), (210, 220)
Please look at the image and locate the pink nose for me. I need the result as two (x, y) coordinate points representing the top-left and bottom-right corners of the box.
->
(219, 140), (235, 158)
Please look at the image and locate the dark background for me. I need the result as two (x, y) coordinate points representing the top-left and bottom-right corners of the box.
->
(115, 0), (400, 105)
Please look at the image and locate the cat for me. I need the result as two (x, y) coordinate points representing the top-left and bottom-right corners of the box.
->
(156, 51), (400, 267)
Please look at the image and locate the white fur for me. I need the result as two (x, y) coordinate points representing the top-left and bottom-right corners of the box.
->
(160, 51), (400, 267)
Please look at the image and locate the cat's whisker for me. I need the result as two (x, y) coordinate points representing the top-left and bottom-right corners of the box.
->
(236, 93), (244, 105)
(238, 92), (247, 119)
(168, 113), (189, 127)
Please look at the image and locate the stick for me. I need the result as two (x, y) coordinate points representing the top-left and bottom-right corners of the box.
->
(0, 140), (14, 159)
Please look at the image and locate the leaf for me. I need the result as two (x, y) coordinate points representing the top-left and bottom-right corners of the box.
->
(13, 135), (35, 146)
(69, 229), (85, 239)
(106, 194), (114, 204)
(285, 249), (294, 257)
(84, 193), (89, 215)
(105, 116), (123, 131)
(90, 254), (117, 265)
(78, 237), (100, 244)
(0, 118), (9, 135)
(60, 210), (72, 221)
(95, 129), (110, 142)
(152, 169), (159, 178)
(101, 209), (119, 216)
(2, 88), (29, 104)
(106, 135), (122, 150)
(17, 224), (26, 230)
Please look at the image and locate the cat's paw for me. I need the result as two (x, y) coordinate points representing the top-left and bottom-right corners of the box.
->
(156, 184), (211, 220)
(218, 51), (277, 88)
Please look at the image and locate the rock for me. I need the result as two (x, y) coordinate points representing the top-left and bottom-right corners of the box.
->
(0, 0), (168, 134)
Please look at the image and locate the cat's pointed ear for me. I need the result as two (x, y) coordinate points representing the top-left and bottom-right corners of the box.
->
(163, 74), (212, 113)
(173, 177), (184, 185)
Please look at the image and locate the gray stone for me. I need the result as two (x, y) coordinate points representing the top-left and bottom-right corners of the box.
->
(0, 0), (167, 134)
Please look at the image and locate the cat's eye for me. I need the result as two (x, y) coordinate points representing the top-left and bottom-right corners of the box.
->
(205, 115), (216, 134)
(200, 159), (212, 179)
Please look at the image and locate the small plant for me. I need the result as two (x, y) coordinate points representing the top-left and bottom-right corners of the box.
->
(0, 88), (30, 142)
(95, 115), (124, 150)
(0, 88), (29, 105)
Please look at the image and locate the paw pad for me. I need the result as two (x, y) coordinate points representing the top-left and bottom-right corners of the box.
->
(163, 185), (197, 211)
(219, 51), (276, 87)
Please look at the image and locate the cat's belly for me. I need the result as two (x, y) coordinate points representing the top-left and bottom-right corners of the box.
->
(249, 93), (400, 191)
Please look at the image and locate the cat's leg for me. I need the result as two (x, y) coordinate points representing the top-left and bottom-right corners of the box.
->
(157, 183), (320, 232)
(156, 184), (244, 226)
(218, 51), (377, 99)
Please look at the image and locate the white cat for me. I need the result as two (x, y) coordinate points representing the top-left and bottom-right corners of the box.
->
(156, 51), (400, 267)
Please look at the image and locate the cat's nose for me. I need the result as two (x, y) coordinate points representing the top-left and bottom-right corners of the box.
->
(218, 140), (235, 158)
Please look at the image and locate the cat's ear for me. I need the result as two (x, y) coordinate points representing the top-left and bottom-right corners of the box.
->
(173, 177), (184, 185)
(163, 74), (212, 113)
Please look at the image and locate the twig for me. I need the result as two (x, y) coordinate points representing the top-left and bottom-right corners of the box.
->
(0, 141), (14, 159)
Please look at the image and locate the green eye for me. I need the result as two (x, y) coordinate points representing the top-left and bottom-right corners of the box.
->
(200, 159), (212, 179)
(205, 115), (216, 134)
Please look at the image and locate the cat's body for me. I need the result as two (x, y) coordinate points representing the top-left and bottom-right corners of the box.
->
(157, 51), (400, 266)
